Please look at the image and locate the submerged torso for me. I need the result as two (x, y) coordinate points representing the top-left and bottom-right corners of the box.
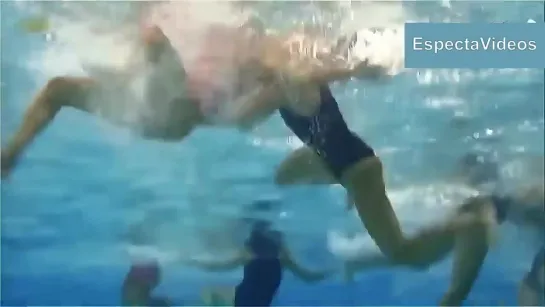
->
(236, 223), (283, 306)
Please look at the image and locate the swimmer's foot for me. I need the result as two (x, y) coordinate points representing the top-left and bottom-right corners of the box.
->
(1, 149), (17, 179)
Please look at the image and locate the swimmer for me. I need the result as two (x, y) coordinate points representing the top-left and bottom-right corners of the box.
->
(341, 153), (544, 306)
(122, 260), (171, 306)
(0, 16), (277, 178)
(0, 17), (383, 179)
(1, 22), (199, 178)
(244, 30), (486, 271)
(187, 200), (331, 307)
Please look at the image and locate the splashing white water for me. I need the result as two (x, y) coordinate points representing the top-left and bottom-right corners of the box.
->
(19, 1), (407, 83)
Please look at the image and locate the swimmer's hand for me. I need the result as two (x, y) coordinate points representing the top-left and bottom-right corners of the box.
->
(351, 60), (390, 81)
(280, 247), (334, 283)
(183, 250), (252, 271)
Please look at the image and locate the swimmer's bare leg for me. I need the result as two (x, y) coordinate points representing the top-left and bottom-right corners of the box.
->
(1, 76), (95, 178)
(440, 200), (495, 306)
(275, 147), (336, 185)
(342, 157), (490, 268)
(343, 197), (494, 288)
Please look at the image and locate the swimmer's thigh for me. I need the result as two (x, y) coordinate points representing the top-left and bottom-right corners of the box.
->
(52, 76), (130, 123)
(340, 156), (405, 254)
(275, 146), (336, 185)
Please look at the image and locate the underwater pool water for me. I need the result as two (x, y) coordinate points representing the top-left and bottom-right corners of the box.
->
(1, 1), (544, 306)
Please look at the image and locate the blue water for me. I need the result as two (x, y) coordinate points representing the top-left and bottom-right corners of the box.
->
(1, 1), (544, 306)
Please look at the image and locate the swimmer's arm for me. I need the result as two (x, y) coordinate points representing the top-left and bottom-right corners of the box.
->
(280, 246), (332, 283)
(273, 59), (387, 86)
(232, 83), (284, 130)
(186, 250), (252, 272)
(302, 60), (388, 84)
(260, 40), (386, 85)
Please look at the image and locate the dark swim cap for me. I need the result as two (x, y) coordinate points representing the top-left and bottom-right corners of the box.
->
(241, 199), (279, 225)
(248, 199), (276, 212)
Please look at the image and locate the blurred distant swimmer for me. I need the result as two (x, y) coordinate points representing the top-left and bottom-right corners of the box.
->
(1, 15), (387, 179)
(186, 200), (332, 307)
(341, 153), (544, 306)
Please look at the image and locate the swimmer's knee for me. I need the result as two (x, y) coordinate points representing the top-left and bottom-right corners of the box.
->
(46, 76), (81, 91)
(458, 196), (498, 226)
(341, 155), (384, 192)
(43, 76), (92, 108)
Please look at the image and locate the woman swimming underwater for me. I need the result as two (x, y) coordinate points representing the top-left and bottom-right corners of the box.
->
(187, 200), (331, 307)
(341, 153), (545, 306)
(257, 47), (486, 270)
